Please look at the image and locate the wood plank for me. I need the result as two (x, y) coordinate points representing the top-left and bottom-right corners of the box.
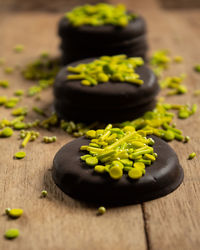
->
(0, 12), (146, 250)
(139, 7), (200, 250)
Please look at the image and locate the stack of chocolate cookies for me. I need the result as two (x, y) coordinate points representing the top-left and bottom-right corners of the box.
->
(52, 3), (184, 206)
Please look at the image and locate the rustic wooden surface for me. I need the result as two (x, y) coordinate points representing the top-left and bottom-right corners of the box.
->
(0, 0), (200, 249)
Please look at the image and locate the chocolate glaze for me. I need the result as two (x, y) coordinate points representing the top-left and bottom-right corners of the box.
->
(60, 39), (148, 65)
(58, 15), (148, 64)
(60, 34), (148, 50)
(54, 98), (157, 123)
(52, 136), (184, 206)
(53, 58), (159, 122)
(61, 47), (148, 65)
(58, 16), (147, 43)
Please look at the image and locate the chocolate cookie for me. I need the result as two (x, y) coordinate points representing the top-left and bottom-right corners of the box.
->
(53, 58), (159, 122)
(52, 136), (184, 205)
(58, 14), (148, 64)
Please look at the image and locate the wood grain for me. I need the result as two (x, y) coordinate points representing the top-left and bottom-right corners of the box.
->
(0, 0), (200, 249)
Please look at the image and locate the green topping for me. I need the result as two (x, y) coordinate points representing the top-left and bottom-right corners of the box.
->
(163, 130), (175, 141)
(7, 208), (23, 218)
(188, 152), (196, 160)
(26, 79), (54, 97)
(184, 136), (190, 143)
(12, 107), (28, 116)
(4, 67), (14, 74)
(43, 136), (57, 143)
(0, 96), (7, 105)
(13, 44), (24, 53)
(159, 74), (187, 95)
(40, 51), (49, 59)
(33, 106), (46, 116)
(14, 151), (26, 159)
(94, 165), (105, 173)
(81, 124), (156, 180)
(5, 208), (11, 214)
(66, 4), (136, 27)
(22, 56), (59, 81)
(109, 166), (123, 179)
(128, 168), (143, 179)
(178, 104), (197, 119)
(5, 228), (19, 239)
(40, 113), (58, 129)
(85, 156), (98, 166)
(194, 64), (200, 73)
(14, 89), (24, 96)
(173, 56), (183, 63)
(4, 97), (20, 108)
(150, 50), (170, 76)
(0, 79), (9, 88)
(20, 130), (39, 147)
(0, 57), (5, 66)
(41, 190), (48, 197)
(0, 127), (13, 137)
(98, 206), (106, 215)
(67, 55), (144, 86)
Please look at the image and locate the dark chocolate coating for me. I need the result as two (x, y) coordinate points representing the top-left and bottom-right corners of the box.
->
(60, 34), (148, 50)
(58, 15), (148, 64)
(60, 39), (148, 65)
(54, 98), (156, 123)
(52, 136), (184, 206)
(53, 58), (159, 122)
(58, 16), (147, 43)
(61, 48), (148, 65)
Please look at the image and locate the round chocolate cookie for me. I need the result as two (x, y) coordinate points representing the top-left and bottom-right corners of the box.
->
(58, 15), (147, 43)
(52, 136), (184, 206)
(53, 58), (159, 122)
(60, 39), (148, 65)
(58, 15), (148, 64)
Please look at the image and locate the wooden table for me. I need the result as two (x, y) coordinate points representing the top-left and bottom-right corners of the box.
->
(0, 0), (200, 249)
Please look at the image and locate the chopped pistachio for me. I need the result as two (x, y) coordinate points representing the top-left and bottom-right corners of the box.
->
(7, 208), (23, 218)
(194, 64), (200, 73)
(173, 56), (183, 63)
(193, 89), (200, 96)
(20, 130), (39, 147)
(66, 4), (136, 27)
(12, 107), (27, 116)
(128, 168), (143, 179)
(0, 127), (13, 137)
(40, 113), (58, 129)
(43, 136), (57, 143)
(13, 44), (24, 53)
(14, 151), (26, 159)
(27, 85), (42, 97)
(4, 67), (14, 74)
(40, 51), (49, 58)
(22, 56), (59, 81)
(81, 125), (156, 180)
(0, 57), (5, 66)
(5, 228), (19, 239)
(0, 79), (9, 88)
(150, 49), (170, 76)
(160, 74), (187, 95)
(188, 152), (196, 160)
(0, 96), (7, 105)
(67, 55), (144, 86)
(41, 190), (48, 197)
(98, 206), (106, 215)
(4, 97), (19, 108)
(14, 89), (24, 96)
(184, 136), (190, 143)
(33, 106), (46, 116)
